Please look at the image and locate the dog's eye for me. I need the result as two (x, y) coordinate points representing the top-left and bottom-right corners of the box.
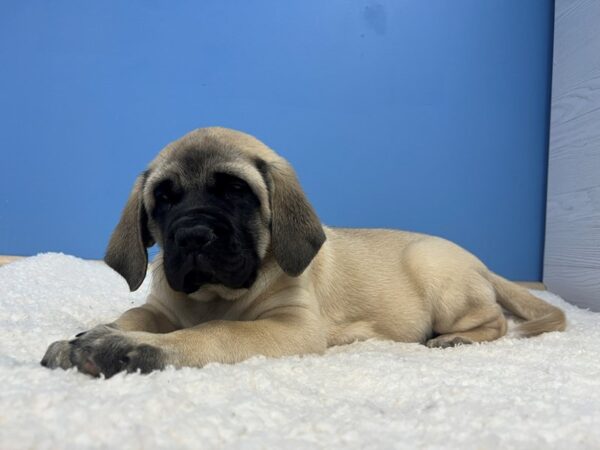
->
(214, 173), (249, 196)
(228, 180), (245, 191)
(156, 192), (172, 203)
(154, 180), (179, 207)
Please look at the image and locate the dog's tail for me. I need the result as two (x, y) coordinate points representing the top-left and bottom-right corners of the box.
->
(486, 272), (566, 337)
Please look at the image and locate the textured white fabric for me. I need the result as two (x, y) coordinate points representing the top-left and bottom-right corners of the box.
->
(1, 253), (599, 449)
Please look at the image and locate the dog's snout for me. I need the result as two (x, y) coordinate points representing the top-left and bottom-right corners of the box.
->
(174, 225), (216, 250)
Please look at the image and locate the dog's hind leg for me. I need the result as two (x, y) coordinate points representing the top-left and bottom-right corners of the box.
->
(426, 314), (507, 348)
(425, 272), (507, 348)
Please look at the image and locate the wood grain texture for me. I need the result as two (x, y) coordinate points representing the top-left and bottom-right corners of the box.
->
(544, 0), (600, 310)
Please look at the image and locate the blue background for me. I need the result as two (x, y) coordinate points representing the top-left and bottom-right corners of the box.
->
(0, 1), (553, 280)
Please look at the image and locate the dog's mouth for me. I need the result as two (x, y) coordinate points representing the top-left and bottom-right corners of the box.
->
(164, 248), (257, 294)
(166, 251), (216, 293)
(180, 270), (254, 294)
(181, 270), (208, 294)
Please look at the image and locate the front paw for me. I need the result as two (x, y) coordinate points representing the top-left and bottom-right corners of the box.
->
(41, 340), (74, 370)
(69, 325), (166, 378)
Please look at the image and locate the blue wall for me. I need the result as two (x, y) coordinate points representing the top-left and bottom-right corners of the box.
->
(0, 1), (553, 280)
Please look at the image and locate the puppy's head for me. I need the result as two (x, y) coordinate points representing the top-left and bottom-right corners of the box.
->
(104, 127), (326, 293)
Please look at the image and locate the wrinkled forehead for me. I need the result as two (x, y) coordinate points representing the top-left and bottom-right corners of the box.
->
(151, 145), (255, 185)
(144, 141), (271, 217)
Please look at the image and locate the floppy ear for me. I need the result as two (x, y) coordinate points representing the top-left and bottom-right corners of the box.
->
(267, 160), (326, 276)
(104, 174), (155, 291)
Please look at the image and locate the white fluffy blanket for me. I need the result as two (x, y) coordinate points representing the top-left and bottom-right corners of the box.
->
(1, 254), (599, 449)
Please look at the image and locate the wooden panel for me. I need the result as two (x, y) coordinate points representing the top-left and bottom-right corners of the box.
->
(544, 0), (600, 310)
(544, 265), (599, 310)
(0, 256), (23, 266)
(514, 281), (546, 291)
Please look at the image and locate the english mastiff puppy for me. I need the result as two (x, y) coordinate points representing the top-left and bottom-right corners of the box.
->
(41, 127), (566, 377)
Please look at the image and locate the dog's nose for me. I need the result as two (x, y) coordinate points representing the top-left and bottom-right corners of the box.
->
(174, 225), (216, 250)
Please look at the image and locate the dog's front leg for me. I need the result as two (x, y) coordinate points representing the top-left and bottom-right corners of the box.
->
(159, 308), (327, 368)
(111, 302), (178, 333)
(154, 288), (327, 369)
(63, 304), (325, 377)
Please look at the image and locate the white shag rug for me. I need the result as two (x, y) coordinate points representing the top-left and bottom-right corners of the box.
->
(0, 253), (599, 449)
